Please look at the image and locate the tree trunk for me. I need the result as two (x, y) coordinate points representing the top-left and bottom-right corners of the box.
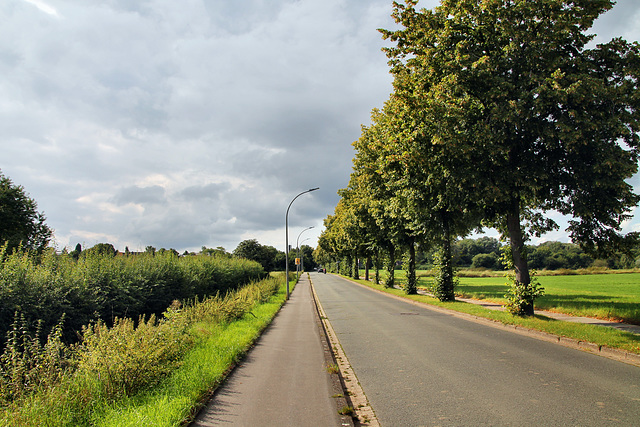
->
(353, 249), (359, 280)
(433, 212), (456, 301)
(405, 239), (417, 294)
(365, 255), (370, 281)
(385, 246), (395, 288)
(346, 255), (353, 278)
(374, 250), (380, 285)
(507, 201), (534, 316)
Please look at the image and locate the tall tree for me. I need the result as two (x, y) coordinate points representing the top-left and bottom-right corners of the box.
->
(0, 170), (53, 254)
(382, 0), (640, 314)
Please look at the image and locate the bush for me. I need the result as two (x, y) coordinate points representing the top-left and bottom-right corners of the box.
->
(0, 250), (266, 349)
(0, 275), (282, 423)
(471, 253), (500, 270)
(76, 308), (191, 400)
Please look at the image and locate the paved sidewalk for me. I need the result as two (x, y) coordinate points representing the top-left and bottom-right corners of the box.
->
(191, 274), (351, 427)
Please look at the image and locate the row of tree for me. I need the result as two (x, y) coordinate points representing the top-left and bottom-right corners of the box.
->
(412, 237), (638, 271)
(316, 0), (640, 315)
(64, 239), (319, 274)
(231, 239), (318, 272)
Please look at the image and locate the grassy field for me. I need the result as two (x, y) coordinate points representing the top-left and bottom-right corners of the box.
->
(455, 273), (640, 324)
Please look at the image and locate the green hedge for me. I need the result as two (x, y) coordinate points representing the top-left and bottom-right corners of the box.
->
(0, 276), (283, 425)
(0, 248), (266, 346)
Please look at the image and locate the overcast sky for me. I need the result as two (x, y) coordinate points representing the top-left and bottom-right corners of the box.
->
(2, 0), (640, 254)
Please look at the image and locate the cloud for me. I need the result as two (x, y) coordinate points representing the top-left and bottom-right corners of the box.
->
(2, 0), (639, 254)
(22, 0), (59, 17)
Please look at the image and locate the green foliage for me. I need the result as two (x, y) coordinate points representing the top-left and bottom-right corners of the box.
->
(0, 171), (53, 254)
(0, 276), (282, 424)
(81, 243), (117, 258)
(233, 239), (285, 272)
(0, 313), (70, 406)
(201, 246), (231, 258)
(431, 247), (457, 301)
(527, 241), (593, 270)
(455, 237), (502, 267)
(0, 249), (266, 350)
(471, 253), (500, 270)
(364, 0), (640, 316)
(76, 310), (191, 400)
(501, 246), (545, 316)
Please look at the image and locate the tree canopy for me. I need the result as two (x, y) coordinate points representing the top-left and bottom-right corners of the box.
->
(321, 0), (640, 315)
(0, 170), (53, 254)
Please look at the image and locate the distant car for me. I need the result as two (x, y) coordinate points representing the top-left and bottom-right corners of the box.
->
(317, 267), (323, 273)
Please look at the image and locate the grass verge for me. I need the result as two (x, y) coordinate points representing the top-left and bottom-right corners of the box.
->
(1, 278), (293, 426)
(93, 282), (291, 426)
(343, 275), (640, 355)
(456, 274), (640, 324)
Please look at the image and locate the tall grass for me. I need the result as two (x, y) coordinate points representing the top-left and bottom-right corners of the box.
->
(0, 275), (283, 426)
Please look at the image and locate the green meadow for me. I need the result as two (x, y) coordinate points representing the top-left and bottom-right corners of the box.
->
(453, 273), (640, 324)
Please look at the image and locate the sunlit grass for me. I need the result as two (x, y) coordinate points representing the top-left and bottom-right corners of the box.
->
(96, 309), (281, 424)
(94, 283), (289, 426)
(453, 273), (640, 324)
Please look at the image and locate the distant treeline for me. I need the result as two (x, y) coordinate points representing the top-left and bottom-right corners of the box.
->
(415, 237), (638, 271)
(0, 245), (266, 346)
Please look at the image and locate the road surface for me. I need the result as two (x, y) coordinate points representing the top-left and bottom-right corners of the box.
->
(311, 272), (640, 426)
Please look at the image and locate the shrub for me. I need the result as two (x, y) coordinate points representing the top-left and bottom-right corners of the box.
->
(0, 313), (70, 406)
(0, 275), (282, 423)
(471, 253), (500, 270)
(0, 250), (266, 348)
(75, 309), (191, 400)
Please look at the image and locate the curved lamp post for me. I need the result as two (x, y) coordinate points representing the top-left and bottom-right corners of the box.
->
(296, 226), (314, 279)
(298, 237), (311, 276)
(285, 187), (319, 299)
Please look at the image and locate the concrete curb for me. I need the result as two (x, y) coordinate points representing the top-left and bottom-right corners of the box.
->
(341, 275), (640, 369)
(310, 275), (380, 427)
(307, 273), (355, 427)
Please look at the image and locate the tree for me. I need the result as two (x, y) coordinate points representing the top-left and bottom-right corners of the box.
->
(352, 107), (423, 292)
(83, 243), (117, 257)
(0, 170), (53, 254)
(233, 239), (283, 272)
(201, 246), (231, 258)
(382, 0), (640, 315)
(70, 243), (82, 260)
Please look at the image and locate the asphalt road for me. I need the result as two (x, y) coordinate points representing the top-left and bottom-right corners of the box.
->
(311, 272), (640, 426)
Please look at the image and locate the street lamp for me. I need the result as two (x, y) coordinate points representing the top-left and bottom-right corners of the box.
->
(299, 237), (311, 276)
(296, 226), (315, 279)
(285, 187), (319, 299)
